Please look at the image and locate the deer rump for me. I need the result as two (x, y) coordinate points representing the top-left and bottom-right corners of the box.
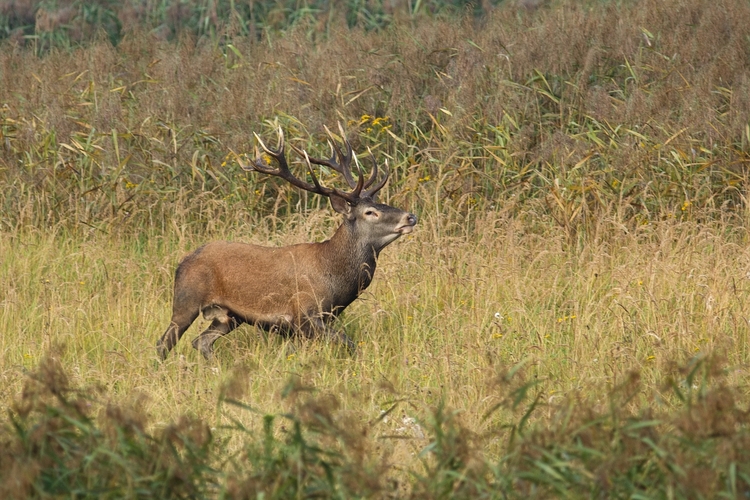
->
(156, 125), (417, 360)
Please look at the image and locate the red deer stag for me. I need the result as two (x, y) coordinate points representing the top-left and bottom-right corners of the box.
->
(156, 126), (417, 360)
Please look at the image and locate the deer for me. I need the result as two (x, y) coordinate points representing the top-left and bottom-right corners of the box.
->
(156, 125), (417, 360)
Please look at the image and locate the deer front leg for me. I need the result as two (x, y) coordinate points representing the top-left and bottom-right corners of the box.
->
(301, 317), (356, 355)
(330, 328), (357, 355)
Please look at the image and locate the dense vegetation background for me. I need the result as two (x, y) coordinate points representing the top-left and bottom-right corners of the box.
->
(1, 0), (750, 497)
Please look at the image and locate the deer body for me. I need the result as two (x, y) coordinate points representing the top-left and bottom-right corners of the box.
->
(156, 127), (416, 360)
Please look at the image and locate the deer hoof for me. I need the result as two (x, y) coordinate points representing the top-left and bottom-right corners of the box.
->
(341, 335), (357, 356)
(347, 341), (357, 356)
(156, 341), (169, 361)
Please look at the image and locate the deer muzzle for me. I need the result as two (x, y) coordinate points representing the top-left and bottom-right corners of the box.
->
(396, 213), (418, 234)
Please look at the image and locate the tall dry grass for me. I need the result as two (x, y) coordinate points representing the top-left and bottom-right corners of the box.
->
(1, 0), (749, 233)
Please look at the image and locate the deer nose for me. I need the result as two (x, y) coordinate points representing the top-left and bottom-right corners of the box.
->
(407, 214), (417, 226)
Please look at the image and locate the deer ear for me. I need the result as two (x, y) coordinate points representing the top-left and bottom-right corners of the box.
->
(329, 194), (352, 215)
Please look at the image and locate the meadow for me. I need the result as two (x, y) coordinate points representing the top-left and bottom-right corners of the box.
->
(1, 0), (750, 497)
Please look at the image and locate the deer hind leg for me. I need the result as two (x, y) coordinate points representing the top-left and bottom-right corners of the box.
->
(191, 305), (239, 360)
(157, 308), (199, 360)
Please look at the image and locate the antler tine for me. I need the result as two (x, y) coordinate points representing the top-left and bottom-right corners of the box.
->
(362, 147), (380, 190)
(331, 123), (366, 197)
(309, 125), (356, 188)
(302, 149), (365, 204)
(302, 150), (324, 191)
(243, 132), (280, 174)
(363, 158), (389, 198)
(245, 128), (327, 194)
(303, 125), (366, 199)
(302, 142), (357, 189)
(254, 127), (283, 156)
(350, 151), (365, 197)
(335, 123), (359, 189)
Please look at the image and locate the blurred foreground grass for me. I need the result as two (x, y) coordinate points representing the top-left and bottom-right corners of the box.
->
(2, 348), (749, 498)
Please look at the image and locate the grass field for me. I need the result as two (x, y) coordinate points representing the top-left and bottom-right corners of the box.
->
(2, 0), (750, 497)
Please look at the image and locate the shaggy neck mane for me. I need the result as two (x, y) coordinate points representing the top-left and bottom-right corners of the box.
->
(325, 220), (379, 296)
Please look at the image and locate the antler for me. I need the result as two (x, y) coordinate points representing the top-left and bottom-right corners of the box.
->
(303, 123), (389, 198)
(235, 125), (389, 203)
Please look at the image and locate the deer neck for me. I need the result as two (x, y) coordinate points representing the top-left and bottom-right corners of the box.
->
(323, 221), (379, 296)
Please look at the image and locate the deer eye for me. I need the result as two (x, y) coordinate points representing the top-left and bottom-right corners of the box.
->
(364, 209), (377, 217)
